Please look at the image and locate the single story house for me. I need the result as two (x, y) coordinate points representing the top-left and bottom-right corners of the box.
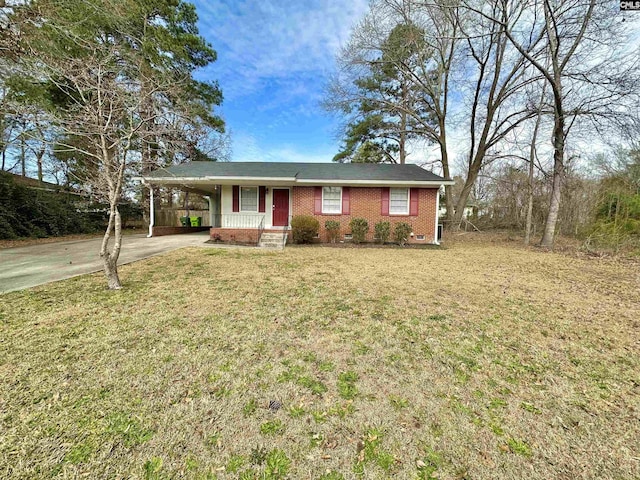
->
(141, 162), (453, 245)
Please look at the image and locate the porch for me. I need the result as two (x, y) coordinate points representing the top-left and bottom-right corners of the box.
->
(144, 181), (291, 248)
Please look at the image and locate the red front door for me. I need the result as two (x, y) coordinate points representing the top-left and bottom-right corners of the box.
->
(272, 189), (290, 227)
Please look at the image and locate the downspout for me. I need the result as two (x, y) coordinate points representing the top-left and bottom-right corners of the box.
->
(147, 183), (154, 238)
(434, 187), (441, 245)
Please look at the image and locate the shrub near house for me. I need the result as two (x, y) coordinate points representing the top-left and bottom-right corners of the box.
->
(291, 216), (320, 244)
(394, 222), (412, 246)
(325, 220), (341, 243)
(349, 218), (368, 244)
(374, 221), (391, 244)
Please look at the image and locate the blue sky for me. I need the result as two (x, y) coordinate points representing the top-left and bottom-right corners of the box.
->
(192, 0), (369, 163)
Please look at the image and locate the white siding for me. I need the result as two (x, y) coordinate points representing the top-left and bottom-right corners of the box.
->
(220, 185), (268, 228)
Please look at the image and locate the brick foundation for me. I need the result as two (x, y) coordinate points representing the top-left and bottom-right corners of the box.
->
(292, 187), (438, 244)
(209, 228), (289, 244)
(152, 226), (209, 236)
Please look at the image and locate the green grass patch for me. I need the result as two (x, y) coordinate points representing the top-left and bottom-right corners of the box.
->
(260, 419), (286, 436)
(506, 438), (533, 457)
(337, 370), (359, 400)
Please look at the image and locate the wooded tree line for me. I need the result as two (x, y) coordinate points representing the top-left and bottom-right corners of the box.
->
(325, 0), (640, 248)
(454, 147), (640, 250)
(0, 0), (226, 288)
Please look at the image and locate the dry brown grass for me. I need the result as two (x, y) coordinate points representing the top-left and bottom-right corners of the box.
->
(0, 235), (639, 479)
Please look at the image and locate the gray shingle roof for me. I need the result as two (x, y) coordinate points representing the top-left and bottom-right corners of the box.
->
(145, 162), (449, 183)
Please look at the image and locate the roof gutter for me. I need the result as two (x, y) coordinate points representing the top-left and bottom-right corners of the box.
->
(140, 176), (298, 183)
(294, 178), (455, 187)
(140, 176), (454, 187)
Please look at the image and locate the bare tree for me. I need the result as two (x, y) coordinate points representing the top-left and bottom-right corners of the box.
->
(327, 0), (546, 226)
(468, 0), (640, 246)
(325, 0), (460, 215)
(3, 0), (225, 288)
(11, 0), (209, 289)
(449, 0), (546, 229)
(41, 50), (160, 289)
(0, 84), (17, 171)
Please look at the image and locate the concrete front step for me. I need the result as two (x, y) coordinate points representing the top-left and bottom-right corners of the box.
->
(260, 233), (287, 239)
(258, 232), (288, 249)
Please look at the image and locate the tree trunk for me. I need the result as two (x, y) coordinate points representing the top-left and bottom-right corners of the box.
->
(36, 146), (45, 183)
(525, 96), (544, 245)
(167, 188), (173, 207)
(103, 252), (121, 290)
(399, 82), (407, 164)
(100, 203), (123, 290)
(541, 94), (565, 247)
(20, 130), (26, 177)
(451, 145), (486, 229)
(540, 141), (563, 247)
(440, 133), (454, 224)
(524, 157), (534, 245)
(399, 122), (406, 164)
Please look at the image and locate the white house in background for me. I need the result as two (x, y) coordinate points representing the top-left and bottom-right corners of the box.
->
(438, 203), (476, 220)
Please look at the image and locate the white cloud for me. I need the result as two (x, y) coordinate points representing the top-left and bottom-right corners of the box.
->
(192, 0), (370, 162)
(195, 0), (369, 101)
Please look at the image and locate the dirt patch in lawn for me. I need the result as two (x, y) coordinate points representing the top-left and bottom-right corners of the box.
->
(0, 239), (638, 479)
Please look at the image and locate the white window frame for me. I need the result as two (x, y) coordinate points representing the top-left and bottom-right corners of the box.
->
(239, 186), (259, 212)
(322, 186), (343, 214)
(389, 187), (410, 215)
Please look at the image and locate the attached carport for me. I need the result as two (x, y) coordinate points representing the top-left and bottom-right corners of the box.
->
(140, 180), (222, 237)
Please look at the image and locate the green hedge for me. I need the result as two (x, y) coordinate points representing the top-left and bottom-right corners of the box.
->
(349, 218), (368, 244)
(0, 172), (107, 240)
(374, 221), (390, 244)
(394, 222), (412, 246)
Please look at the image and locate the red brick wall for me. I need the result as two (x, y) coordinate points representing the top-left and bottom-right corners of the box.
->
(209, 228), (287, 244)
(292, 187), (438, 243)
(210, 228), (259, 244)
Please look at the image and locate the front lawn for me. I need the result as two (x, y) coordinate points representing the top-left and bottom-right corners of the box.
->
(1, 237), (638, 479)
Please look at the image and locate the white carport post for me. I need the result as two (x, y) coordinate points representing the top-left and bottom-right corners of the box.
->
(206, 195), (214, 228)
(147, 184), (154, 238)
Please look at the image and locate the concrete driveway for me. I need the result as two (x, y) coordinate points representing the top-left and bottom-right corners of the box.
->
(0, 232), (213, 294)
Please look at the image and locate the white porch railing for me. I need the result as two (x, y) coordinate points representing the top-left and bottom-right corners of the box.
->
(212, 213), (266, 229)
